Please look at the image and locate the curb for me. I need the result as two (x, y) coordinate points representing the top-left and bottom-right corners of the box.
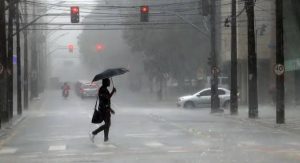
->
(0, 115), (27, 138)
(214, 112), (300, 136)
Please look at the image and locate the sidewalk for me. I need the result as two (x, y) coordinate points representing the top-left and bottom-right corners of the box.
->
(221, 105), (300, 135)
(0, 95), (44, 138)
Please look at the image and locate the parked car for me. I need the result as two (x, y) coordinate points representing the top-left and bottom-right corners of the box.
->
(177, 88), (231, 109)
(75, 80), (99, 99)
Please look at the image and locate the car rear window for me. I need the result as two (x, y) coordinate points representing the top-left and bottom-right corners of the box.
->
(82, 84), (98, 89)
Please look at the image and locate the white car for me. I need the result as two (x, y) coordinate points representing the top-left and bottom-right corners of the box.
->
(177, 88), (231, 109)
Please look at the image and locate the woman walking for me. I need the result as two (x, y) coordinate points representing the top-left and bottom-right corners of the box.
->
(90, 78), (116, 142)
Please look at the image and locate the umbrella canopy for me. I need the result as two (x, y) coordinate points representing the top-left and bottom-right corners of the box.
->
(92, 68), (129, 82)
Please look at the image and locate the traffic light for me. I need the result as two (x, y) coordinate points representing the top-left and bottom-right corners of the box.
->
(70, 6), (79, 23)
(68, 44), (74, 53)
(96, 43), (104, 52)
(140, 6), (149, 22)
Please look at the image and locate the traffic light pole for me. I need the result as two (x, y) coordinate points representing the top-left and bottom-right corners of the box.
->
(230, 0), (238, 115)
(7, 0), (14, 119)
(276, 0), (285, 124)
(23, 0), (29, 109)
(210, 0), (221, 113)
(245, 0), (258, 118)
(30, 2), (39, 99)
(0, 0), (7, 127)
(16, 0), (22, 115)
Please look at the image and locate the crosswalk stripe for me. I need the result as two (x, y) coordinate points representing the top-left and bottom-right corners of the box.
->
(0, 147), (18, 154)
(145, 142), (164, 147)
(96, 143), (117, 149)
(48, 145), (66, 151)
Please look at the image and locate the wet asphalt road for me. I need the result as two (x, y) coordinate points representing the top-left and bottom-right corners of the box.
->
(1, 90), (300, 163)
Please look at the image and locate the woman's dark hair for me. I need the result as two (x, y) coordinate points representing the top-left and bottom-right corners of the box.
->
(102, 78), (110, 86)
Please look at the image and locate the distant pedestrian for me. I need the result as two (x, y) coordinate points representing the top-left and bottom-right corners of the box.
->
(89, 78), (116, 142)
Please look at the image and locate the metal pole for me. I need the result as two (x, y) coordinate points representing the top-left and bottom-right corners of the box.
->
(230, 0), (238, 115)
(30, 2), (39, 99)
(23, 0), (29, 109)
(7, 0), (15, 119)
(210, 0), (221, 113)
(276, 0), (285, 124)
(16, 0), (22, 115)
(0, 0), (8, 126)
(245, 0), (258, 118)
(0, 2), (6, 69)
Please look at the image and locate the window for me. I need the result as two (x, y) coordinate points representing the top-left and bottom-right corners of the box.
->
(200, 90), (211, 96)
(218, 89), (226, 95)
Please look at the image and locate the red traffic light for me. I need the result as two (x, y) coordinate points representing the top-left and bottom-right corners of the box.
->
(71, 6), (79, 14)
(68, 44), (74, 53)
(140, 6), (149, 22)
(140, 6), (149, 13)
(96, 43), (104, 52)
(71, 6), (80, 23)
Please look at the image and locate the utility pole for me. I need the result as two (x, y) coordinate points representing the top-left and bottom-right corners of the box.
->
(210, 0), (221, 113)
(245, 0), (258, 118)
(7, 0), (15, 119)
(23, 0), (29, 109)
(276, 0), (285, 124)
(16, 0), (22, 115)
(230, 0), (238, 115)
(0, 0), (7, 127)
(31, 2), (39, 99)
(0, 2), (6, 71)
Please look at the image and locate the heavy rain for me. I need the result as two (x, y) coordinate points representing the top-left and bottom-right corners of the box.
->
(0, 0), (300, 162)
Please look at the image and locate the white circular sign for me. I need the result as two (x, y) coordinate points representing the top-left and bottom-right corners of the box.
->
(274, 64), (285, 76)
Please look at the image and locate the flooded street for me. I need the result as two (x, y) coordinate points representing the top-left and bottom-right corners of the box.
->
(0, 90), (300, 162)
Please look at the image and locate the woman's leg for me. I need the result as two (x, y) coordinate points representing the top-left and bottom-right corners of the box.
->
(103, 114), (111, 141)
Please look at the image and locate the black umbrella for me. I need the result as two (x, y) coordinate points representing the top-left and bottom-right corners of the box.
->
(92, 68), (129, 83)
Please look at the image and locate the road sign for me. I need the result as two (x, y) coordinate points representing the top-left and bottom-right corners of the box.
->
(274, 64), (285, 76)
(285, 58), (300, 72)
(211, 66), (220, 75)
(13, 55), (17, 65)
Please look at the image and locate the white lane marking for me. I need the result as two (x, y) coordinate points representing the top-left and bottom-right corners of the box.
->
(0, 147), (18, 154)
(48, 145), (66, 151)
(168, 149), (188, 153)
(126, 133), (157, 137)
(90, 152), (114, 155)
(166, 146), (189, 153)
(19, 154), (39, 158)
(192, 140), (211, 146)
(145, 142), (164, 147)
(96, 143), (117, 149)
(125, 133), (178, 138)
(55, 153), (77, 157)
